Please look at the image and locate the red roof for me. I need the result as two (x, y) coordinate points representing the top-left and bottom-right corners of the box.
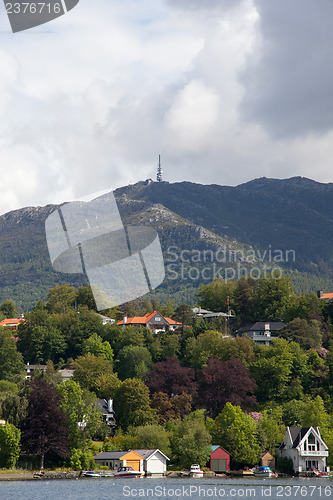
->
(0, 318), (24, 327)
(321, 293), (333, 299)
(117, 311), (182, 326)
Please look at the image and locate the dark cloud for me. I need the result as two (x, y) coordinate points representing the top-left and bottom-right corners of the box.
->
(240, 0), (333, 138)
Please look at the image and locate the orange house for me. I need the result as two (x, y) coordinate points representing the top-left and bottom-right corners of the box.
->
(93, 450), (144, 472)
(0, 317), (24, 332)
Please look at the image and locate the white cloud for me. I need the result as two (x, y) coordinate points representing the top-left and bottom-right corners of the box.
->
(0, 0), (332, 216)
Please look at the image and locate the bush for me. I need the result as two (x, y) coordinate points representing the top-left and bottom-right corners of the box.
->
(276, 456), (294, 475)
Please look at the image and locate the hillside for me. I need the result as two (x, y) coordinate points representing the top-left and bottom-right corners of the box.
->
(0, 177), (332, 309)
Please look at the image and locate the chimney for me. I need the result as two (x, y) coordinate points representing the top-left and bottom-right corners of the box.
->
(108, 399), (113, 413)
(122, 316), (127, 330)
(265, 323), (270, 331)
(317, 290), (324, 298)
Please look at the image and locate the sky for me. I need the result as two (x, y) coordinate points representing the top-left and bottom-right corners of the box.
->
(0, 0), (333, 215)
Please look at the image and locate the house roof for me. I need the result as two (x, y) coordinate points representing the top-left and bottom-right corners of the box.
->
(94, 451), (144, 460)
(0, 318), (24, 327)
(117, 311), (181, 327)
(94, 451), (126, 460)
(279, 426), (328, 450)
(97, 399), (115, 415)
(131, 449), (170, 461)
(321, 293), (333, 299)
(210, 445), (231, 455)
(235, 322), (286, 334)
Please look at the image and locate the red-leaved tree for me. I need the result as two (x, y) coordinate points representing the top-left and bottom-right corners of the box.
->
(21, 380), (69, 469)
(197, 357), (257, 418)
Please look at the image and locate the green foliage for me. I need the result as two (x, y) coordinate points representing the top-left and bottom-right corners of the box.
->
(0, 329), (25, 381)
(73, 354), (113, 394)
(113, 378), (157, 431)
(276, 456), (294, 475)
(280, 318), (322, 349)
(130, 424), (171, 457)
(0, 422), (21, 468)
(82, 333), (114, 362)
(0, 300), (17, 319)
(257, 408), (285, 455)
(213, 403), (260, 467)
(115, 346), (152, 380)
(168, 410), (211, 468)
(69, 448), (95, 470)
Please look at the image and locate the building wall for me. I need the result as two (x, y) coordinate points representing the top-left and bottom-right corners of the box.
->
(210, 448), (230, 472)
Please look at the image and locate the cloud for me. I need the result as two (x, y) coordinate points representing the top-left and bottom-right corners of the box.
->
(0, 0), (333, 216)
(240, 0), (333, 138)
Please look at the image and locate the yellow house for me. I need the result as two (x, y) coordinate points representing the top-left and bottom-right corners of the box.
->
(94, 451), (144, 472)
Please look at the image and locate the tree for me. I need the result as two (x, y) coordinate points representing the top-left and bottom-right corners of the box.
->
(130, 424), (171, 457)
(116, 346), (152, 380)
(197, 357), (257, 418)
(0, 422), (21, 468)
(151, 392), (192, 424)
(20, 380), (69, 469)
(198, 279), (236, 313)
(252, 276), (294, 321)
(250, 339), (294, 403)
(279, 318), (322, 349)
(58, 379), (105, 448)
(0, 300), (17, 319)
(73, 354), (113, 394)
(144, 357), (197, 397)
(82, 333), (113, 362)
(46, 284), (78, 313)
(257, 408), (285, 455)
(168, 410), (211, 468)
(113, 378), (157, 431)
(0, 329), (25, 380)
(213, 403), (260, 467)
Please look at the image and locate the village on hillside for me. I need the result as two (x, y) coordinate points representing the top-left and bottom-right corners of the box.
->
(1, 277), (333, 478)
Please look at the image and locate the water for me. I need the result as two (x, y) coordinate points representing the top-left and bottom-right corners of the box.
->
(0, 476), (332, 500)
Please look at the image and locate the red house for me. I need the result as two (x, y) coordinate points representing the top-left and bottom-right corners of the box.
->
(210, 446), (230, 473)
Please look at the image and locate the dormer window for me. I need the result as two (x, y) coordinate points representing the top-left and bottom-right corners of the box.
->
(308, 433), (316, 452)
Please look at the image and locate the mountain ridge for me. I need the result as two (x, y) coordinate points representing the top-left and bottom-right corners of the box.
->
(0, 176), (332, 309)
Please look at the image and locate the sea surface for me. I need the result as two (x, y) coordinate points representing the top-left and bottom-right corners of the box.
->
(0, 476), (332, 500)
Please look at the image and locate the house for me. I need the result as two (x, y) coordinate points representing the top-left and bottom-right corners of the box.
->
(209, 445), (231, 473)
(235, 322), (286, 346)
(93, 451), (144, 472)
(117, 311), (182, 333)
(317, 291), (333, 300)
(131, 449), (169, 475)
(193, 307), (233, 320)
(260, 451), (275, 471)
(96, 313), (115, 325)
(58, 368), (74, 382)
(0, 316), (24, 332)
(278, 426), (329, 473)
(97, 399), (116, 432)
(25, 362), (47, 379)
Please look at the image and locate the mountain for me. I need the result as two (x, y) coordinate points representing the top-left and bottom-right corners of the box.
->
(0, 176), (332, 310)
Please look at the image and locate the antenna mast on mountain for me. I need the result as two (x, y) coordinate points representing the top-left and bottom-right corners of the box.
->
(157, 154), (163, 182)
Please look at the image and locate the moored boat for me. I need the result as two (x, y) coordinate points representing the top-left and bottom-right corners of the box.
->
(189, 464), (204, 478)
(253, 466), (273, 478)
(84, 471), (101, 477)
(114, 466), (142, 478)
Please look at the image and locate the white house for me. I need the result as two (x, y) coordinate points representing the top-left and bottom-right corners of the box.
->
(278, 426), (329, 473)
(235, 322), (286, 346)
(131, 449), (169, 476)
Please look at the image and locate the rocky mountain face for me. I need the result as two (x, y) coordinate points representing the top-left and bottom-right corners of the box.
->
(0, 177), (332, 309)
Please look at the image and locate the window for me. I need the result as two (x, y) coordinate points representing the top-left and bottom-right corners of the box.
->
(308, 433), (316, 452)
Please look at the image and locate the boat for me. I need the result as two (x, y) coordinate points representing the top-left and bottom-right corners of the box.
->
(114, 466), (142, 478)
(84, 471), (101, 477)
(253, 466), (273, 478)
(189, 464), (204, 478)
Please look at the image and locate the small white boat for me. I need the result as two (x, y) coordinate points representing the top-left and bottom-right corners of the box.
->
(253, 466), (273, 478)
(84, 471), (101, 477)
(114, 466), (141, 478)
(189, 464), (204, 478)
